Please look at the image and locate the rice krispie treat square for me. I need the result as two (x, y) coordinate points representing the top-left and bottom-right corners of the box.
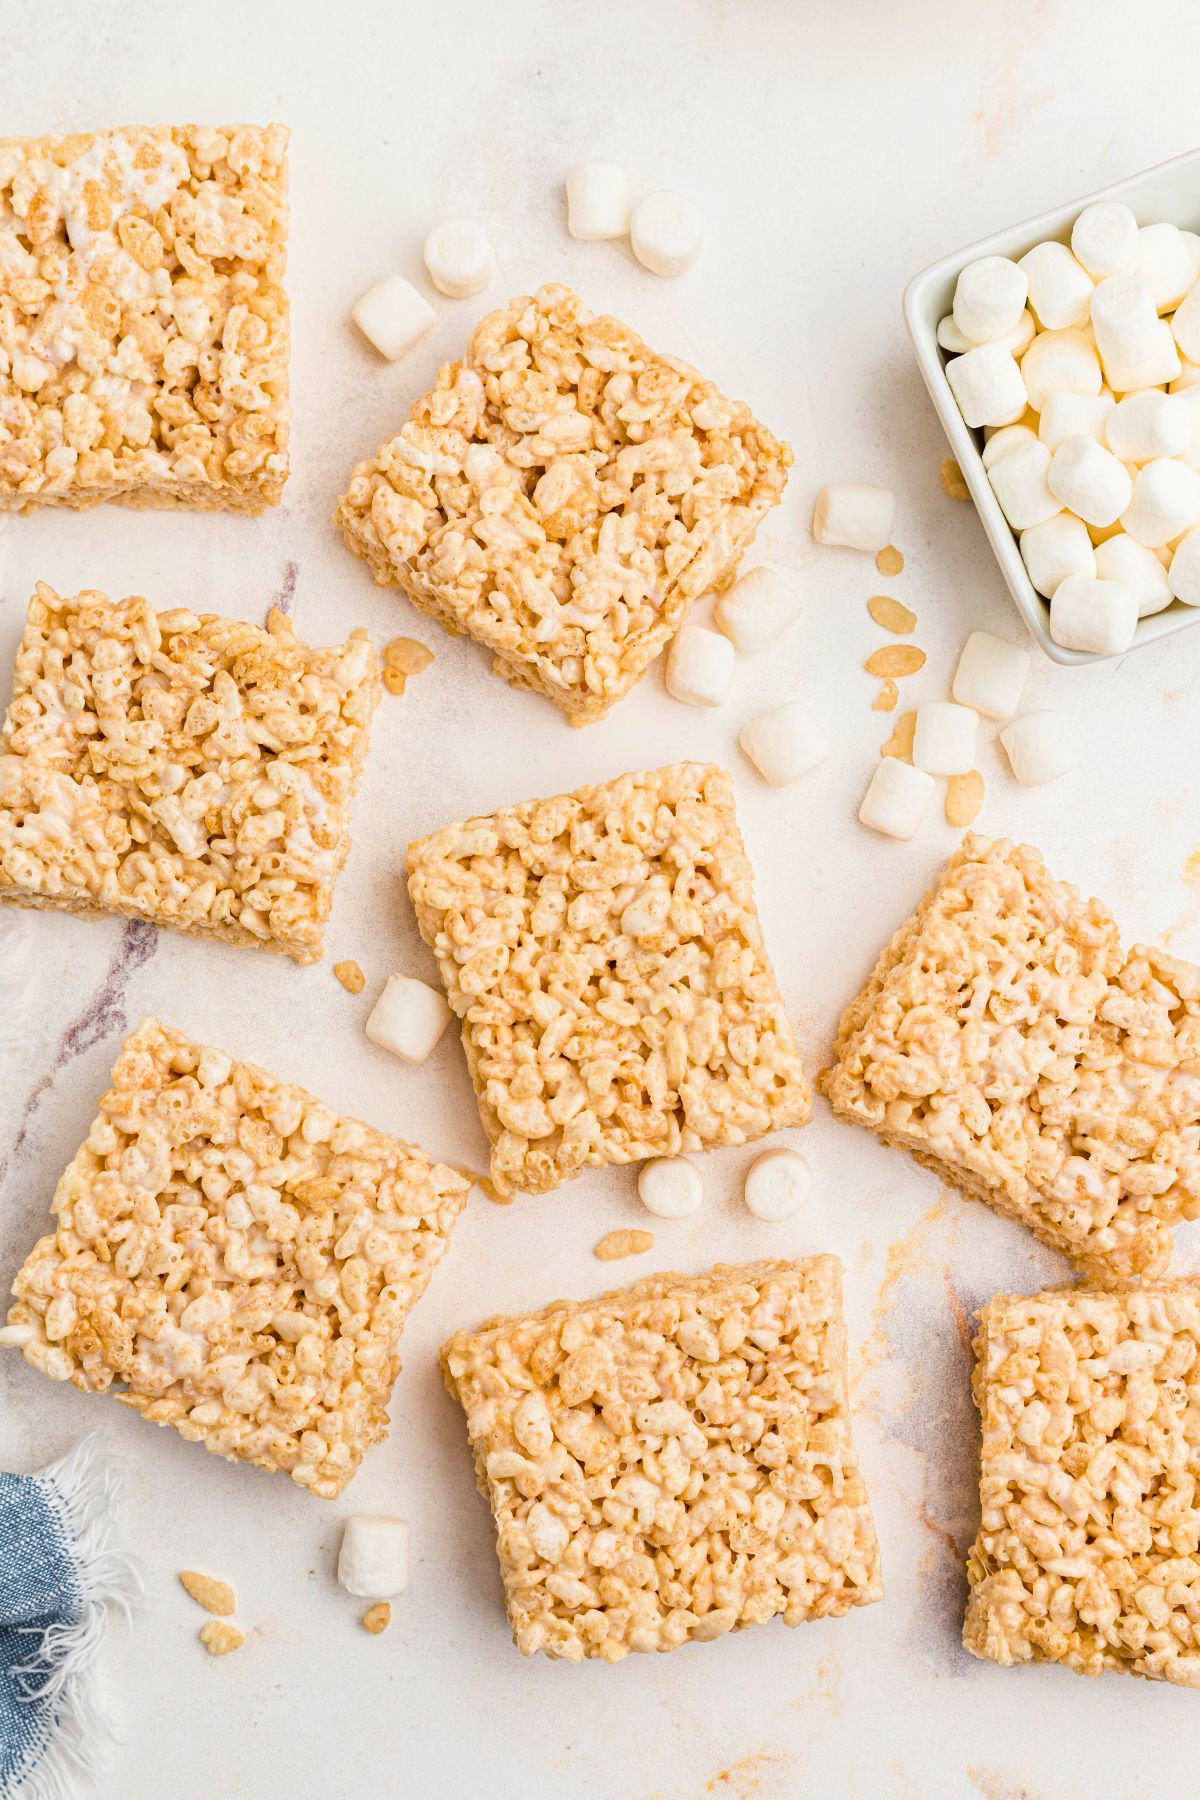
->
(0, 122), (289, 512)
(965, 1280), (1200, 1687)
(407, 762), (811, 1198)
(440, 1256), (882, 1662)
(0, 583), (381, 963)
(2, 1019), (471, 1498)
(819, 836), (1200, 1281)
(335, 283), (790, 725)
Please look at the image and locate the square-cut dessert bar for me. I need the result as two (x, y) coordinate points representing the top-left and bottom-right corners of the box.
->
(0, 122), (289, 512)
(819, 836), (1200, 1281)
(0, 583), (381, 963)
(2, 1019), (471, 1498)
(407, 761), (812, 1198)
(440, 1256), (882, 1662)
(335, 283), (791, 724)
(965, 1280), (1200, 1688)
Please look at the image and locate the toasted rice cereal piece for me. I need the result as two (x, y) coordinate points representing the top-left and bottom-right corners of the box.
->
(334, 284), (791, 725)
(407, 762), (812, 1198)
(362, 1602), (391, 1634)
(199, 1620), (244, 1656)
(881, 711), (916, 759)
(440, 1256), (882, 1662)
(872, 679), (899, 713)
(819, 836), (1200, 1280)
(865, 645), (925, 678)
(382, 637), (434, 676)
(0, 124), (289, 513)
(965, 1280), (1200, 1687)
(3, 1019), (470, 1498)
(334, 960), (366, 994)
(941, 457), (971, 501)
(180, 1570), (235, 1616)
(593, 1228), (654, 1260)
(0, 584), (380, 963)
(945, 770), (985, 827)
(875, 545), (905, 576)
(867, 595), (916, 635)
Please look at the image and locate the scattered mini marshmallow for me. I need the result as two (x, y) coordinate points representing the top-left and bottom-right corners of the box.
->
(1046, 434), (1132, 527)
(988, 439), (1062, 530)
(630, 191), (704, 277)
(351, 276), (436, 360)
(952, 256), (1029, 344)
(1168, 526), (1200, 603)
(365, 975), (452, 1064)
(812, 481), (896, 552)
(1071, 202), (1140, 280)
(1049, 574), (1139, 654)
(712, 566), (801, 652)
(422, 218), (496, 299)
(739, 701), (831, 786)
(858, 758), (936, 840)
(1095, 532), (1174, 615)
(912, 701), (978, 776)
(1019, 512), (1096, 597)
(1134, 222), (1197, 314)
(1038, 390), (1114, 452)
(337, 1517), (411, 1599)
(1121, 457), (1200, 547)
(637, 1156), (703, 1219)
(1019, 328), (1101, 413)
(946, 343), (1028, 428)
(743, 1149), (811, 1222)
(1102, 321), (1182, 392)
(1018, 240), (1093, 330)
(1105, 390), (1190, 463)
(951, 631), (1030, 719)
(665, 624), (734, 706)
(1000, 710), (1080, 786)
(981, 423), (1039, 469)
(1172, 280), (1200, 363)
(565, 162), (631, 240)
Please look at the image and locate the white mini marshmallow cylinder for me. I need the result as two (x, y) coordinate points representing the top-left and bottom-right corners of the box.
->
(1038, 390), (1114, 452)
(1071, 202), (1140, 279)
(1183, 231), (1200, 282)
(937, 314), (972, 354)
(952, 256), (1029, 344)
(1090, 275), (1160, 368)
(1049, 575), (1139, 654)
(946, 343), (1028, 429)
(338, 1516), (411, 1599)
(1172, 281), (1200, 363)
(637, 1156), (703, 1218)
(739, 701), (831, 787)
(951, 631), (1030, 719)
(1168, 526), (1200, 604)
(665, 624), (734, 706)
(982, 423), (1039, 468)
(630, 191), (704, 277)
(1102, 321), (1182, 393)
(858, 759), (935, 840)
(1019, 512), (1096, 597)
(941, 311), (1033, 357)
(1174, 359), (1200, 392)
(1094, 532), (1174, 615)
(1018, 240), (1094, 329)
(1000, 711), (1079, 786)
(912, 701), (978, 776)
(988, 440), (1062, 530)
(1046, 434), (1132, 527)
(1121, 457), (1200, 547)
(1134, 222), (1196, 313)
(743, 1149), (811, 1222)
(366, 976), (452, 1064)
(351, 276), (436, 361)
(1018, 329), (1101, 413)
(1105, 390), (1189, 463)
(1004, 311), (1036, 358)
(712, 566), (801, 652)
(565, 162), (631, 240)
(811, 482), (896, 551)
(422, 219), (496, 299)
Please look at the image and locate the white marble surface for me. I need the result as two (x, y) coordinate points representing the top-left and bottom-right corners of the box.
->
(3, 3), (1200, 1796)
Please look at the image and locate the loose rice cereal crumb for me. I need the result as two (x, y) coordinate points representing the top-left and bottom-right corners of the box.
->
(383, 637), (435, 675)
(383, 667), (409, 697)
(881, 711), (916, 761)
(875, 545), (905, 576)
(945, 771), (985, 827)
(940, 458), (971, 501)
(872, 680), (899, 713)
(334, 960), (366, 994)
(865, 645), (925, 679)
(180, 1570), (236, 1616)
(362, 1602), (391, 1634)
(199, 1620), (244, 1656)
(594, 1228), (655, 1261)
(867, 595), (916, 635)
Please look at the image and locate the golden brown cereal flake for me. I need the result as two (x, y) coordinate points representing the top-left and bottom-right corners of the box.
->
(940, 457), (971, 501)
(881, 711), (916, 760)
(362, 1602), (392, 1635)
(875, 545), (905, 577)
(383, 637), (435, 676)
(180, 1570), (236, 1617)
(865, 645), (925, 678)
(945, 770), (985, 828)
(334, 960), (366, 995)
(867, 595), (916, 635)
(872, 679), (899, 713)
(199, 1620), (244, 1656)
(593, 1228), (654, 1261)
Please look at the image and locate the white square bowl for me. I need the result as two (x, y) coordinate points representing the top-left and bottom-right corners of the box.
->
(903, 147), (1200, 664)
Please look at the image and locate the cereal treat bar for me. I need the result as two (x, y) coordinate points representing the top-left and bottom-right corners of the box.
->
(335, 283), (790, 725)
(0, 122), (289, 512)
(819, 836), (1200, 1281)
(440, 1256), (882, 1662)
(965, 1281), (1200, 1687)
(407, 762), (811, 1198)
(0, 584), (380, 963)
(3, 1019), (470, 1498)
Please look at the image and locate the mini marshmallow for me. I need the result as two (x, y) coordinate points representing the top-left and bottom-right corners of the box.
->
(1000, 710), (1079, 786)
(712, 566), (801, 652)
(945, 343), (1028, 429)
(338, 1516), (411, 1599)
(858, 758), (935, 840)
(1090, 275), (1160, 369)
(1121, 457), (1200, 547)
(665, 624), (734, 706)
(937, 314), (972, 354)
(1102, 322), (1182, 393)
(1183, 232), (1200, 282)
(1018, 240), (1093, 329)
(988, 439), (1062, 530)
(1046, 434), (1132, 527)
(1168, 526), (1200, 604)
(422, 218), (496, 300)
(565, 162), (631, 240)
(1038, 390), (1114, 452)
(1173, 359), (1200, 392)
(811, 482), (896, 551)
(952, 256), (1029, 344)
(743, 1149), (811, 1222)
(1171, 281), (1200, 363)
(351, 275), (436, 360)
(630, 191), (704, 277)
(982, 423), (1039, 469)
(1071, 202), (1140, 279)
(1134, 222), (1196, 313)
(1049, 575), (1139, 654)
(739, 701), (831, 787)
(1018, 329), (1101, 413)
(951, 631), (1030, 719)
(1105, 390), (1189, 463)
(637, 1156), (703, 1219)
(942, 309), (1033, 357)
(1019, 512), (1096, 597)
(912, 701), (978, 776)
(1094, 532), (1173, 615)
(366, 975), (452, 1064)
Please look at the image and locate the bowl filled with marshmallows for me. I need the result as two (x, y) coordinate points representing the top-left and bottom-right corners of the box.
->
(905, 149), (1200, 663)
